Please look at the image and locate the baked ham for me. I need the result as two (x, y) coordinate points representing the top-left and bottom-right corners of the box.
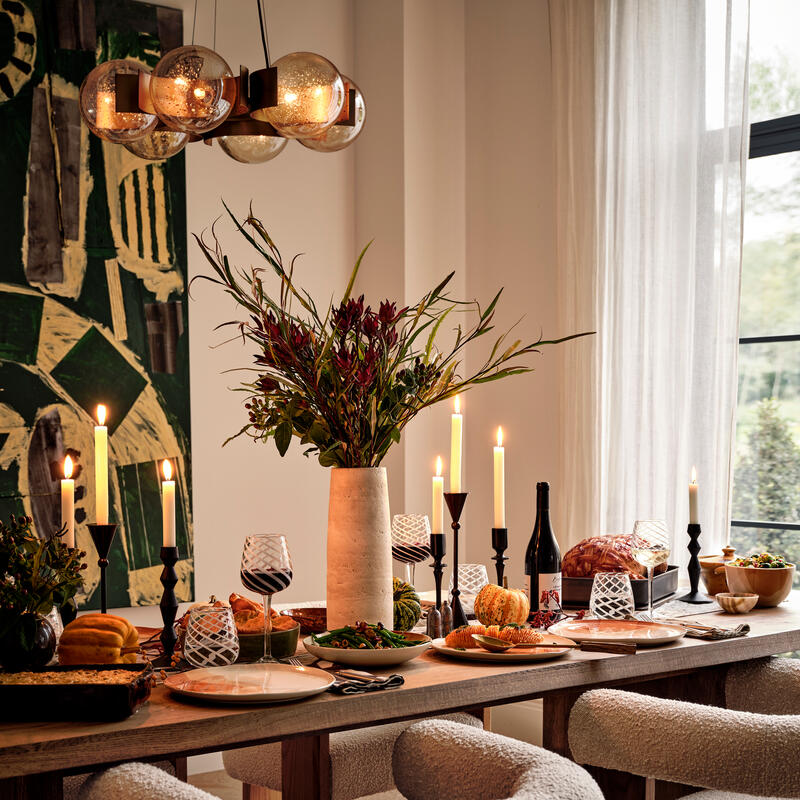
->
(562, 535), (667, 580)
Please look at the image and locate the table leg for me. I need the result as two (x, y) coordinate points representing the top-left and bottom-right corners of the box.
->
(281, 734), (331, 800)
(542, 666), (729, 800)
(0, 773), (63, 800)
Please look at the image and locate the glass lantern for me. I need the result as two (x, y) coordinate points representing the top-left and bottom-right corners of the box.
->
(150, 45), (236, 134)
(218, 133), (287, 164)
(251, 52), (345, 139)
(124, 129), (190, 160)
(298, 77), (366, 152)
(79, 59), (157, 143)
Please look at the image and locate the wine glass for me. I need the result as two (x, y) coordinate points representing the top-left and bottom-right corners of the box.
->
(184, 606), (240, 668)
(631, 520), (670, 615)
(589, 573), (635, 619)
(391, 514), (431, 585)
(449, 563), (490, 614)
(240, 534), (293, 663)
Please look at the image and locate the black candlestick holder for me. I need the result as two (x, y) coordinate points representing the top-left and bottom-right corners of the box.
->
(444, 492), (468, 628)
(492, 527), (509, 585)
(678, 523), (713, 604)
(87, 523), (117, 614)
(430, 533), (446, 608)
(426, 533), (447, 639)
(159, 546), (180, 662)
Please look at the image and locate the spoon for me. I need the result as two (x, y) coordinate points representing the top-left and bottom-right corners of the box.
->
(471, 633), (637, 655)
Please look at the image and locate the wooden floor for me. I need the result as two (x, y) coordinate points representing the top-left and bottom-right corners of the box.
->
(188, 771), (403, 800)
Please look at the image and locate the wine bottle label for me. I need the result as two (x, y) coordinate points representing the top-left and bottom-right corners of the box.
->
(537, 572), (562, 611)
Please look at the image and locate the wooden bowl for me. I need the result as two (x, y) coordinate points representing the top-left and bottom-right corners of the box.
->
(724, 564), (795, 608)
(715, 592), (758, 614)
(236, 621), (300, 662)
(282, 608), (327, 635)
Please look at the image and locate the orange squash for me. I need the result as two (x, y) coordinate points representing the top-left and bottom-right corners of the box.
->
(473, 581), (529, 626)
(58, 613), (139, 665)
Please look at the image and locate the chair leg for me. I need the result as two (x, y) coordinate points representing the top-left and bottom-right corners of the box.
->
(172, 757), (188, 782)
(242, 783), (279, 800)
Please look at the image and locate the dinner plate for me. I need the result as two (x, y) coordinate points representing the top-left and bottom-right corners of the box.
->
(430, 633), (574, 663)
(548, 618), (685, 646)
(164, 663), (335, 704)
(303, 631), (431, 666)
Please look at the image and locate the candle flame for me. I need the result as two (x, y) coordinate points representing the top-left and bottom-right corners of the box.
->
(454, 395), (461, 414)
(436, 456), (443, 477)
(96, 404), (107, 426)
(497, 426), (503, 447)
(691, 465), (697, 484)
(162, 459), (173, 481)
(64, 455), (73, 479)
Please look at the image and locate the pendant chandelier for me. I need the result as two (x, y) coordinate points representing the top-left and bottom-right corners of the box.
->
(77, 1), (366, 164)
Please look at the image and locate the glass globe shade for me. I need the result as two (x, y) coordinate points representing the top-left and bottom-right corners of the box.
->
(298, 78), (366, 152)
(123, 129), (189, 160)
(218, 134), (287, 164)
(79, 59), (157, 143)
(252, 52), (344, 139)
(150, 45), (235, 134)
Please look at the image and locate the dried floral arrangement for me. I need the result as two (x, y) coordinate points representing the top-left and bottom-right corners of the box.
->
(195, 206), (591, 467)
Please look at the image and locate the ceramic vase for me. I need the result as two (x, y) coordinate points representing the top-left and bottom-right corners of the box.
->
(327, 467), (393, 629)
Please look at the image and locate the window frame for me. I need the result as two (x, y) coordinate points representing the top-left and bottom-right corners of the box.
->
(730, 112), (800, 535)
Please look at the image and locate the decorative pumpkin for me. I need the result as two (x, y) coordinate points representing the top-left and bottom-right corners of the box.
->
(393, 577), (422, 631)
(58, 613), (139, 665)
(473, 580), (529, 626)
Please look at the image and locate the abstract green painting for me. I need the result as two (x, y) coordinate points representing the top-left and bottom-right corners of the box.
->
(0, 0), (194, 609)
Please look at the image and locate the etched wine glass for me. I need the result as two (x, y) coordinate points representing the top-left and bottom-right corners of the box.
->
(240, 534), (293, 663)
(589, 573), (635, 619)
(449, 563), (490, 613)
(631, 520), (670, 616)
(391, 514), (431, 585)
(184, 606), (240, 668)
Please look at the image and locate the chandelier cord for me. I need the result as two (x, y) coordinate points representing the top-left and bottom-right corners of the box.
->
(191, 0), (198, 45)
(213, 0), (218, 50)
(256, 0), (271, 66)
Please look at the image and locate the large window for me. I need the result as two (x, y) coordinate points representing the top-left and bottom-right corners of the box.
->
(730, 1), (800, 581)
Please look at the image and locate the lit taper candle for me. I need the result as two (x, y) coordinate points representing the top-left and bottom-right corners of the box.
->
(94, 404), (108, 524)
(493, 427), (505, 528)
(61, 455), (75, 548)
(689, 466), (699, 524)
(450, 395), (462, 492)
(432, 456), (444, 535)
(162, 459), (176, 548)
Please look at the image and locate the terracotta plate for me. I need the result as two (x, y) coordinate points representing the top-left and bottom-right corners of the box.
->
(548, 618), (685, 646)
(430, 633), (574, 663)
(164, 663), (334, 704)
(303, 632), (431, 666)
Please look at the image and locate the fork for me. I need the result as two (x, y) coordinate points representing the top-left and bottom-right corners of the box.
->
(283, 657), (303, 666)
(636, 612), (716, 631)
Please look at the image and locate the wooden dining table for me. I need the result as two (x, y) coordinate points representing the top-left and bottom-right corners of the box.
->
(2, 595), (800, 800)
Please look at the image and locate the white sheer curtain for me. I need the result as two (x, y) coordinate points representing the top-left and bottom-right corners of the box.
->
(551, 0), (750, 564)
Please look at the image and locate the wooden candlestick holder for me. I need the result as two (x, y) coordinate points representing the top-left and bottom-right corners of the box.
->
(87, 523), (117, 614)
(492, 527), (509, 585)
(444, 492), (468, 628)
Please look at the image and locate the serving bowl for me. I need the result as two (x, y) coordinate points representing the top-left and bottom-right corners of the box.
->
(236, 620), (300, 662)
(303, 631), (431, 666)
(282, 607), (327, 635)
(724, 564), (795, 607)
(715, 592), (759, 614)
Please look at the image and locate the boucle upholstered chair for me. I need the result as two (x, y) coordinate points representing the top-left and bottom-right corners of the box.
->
(222, 712), (482, 799)
(392, 719), (604, 800)
(568, 657), (800, 800)
(79, 762), (218, 800)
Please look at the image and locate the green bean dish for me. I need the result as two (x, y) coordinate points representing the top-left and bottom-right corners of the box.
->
(312, 621), (417, 649)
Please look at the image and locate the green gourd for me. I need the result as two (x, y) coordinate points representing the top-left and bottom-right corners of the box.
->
(393, 577), (422, 631)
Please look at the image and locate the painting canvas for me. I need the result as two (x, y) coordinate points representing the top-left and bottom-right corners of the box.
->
(0, 0), (193, 609)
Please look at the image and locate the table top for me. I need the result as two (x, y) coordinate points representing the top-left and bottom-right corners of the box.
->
(2, 596), (800, 779)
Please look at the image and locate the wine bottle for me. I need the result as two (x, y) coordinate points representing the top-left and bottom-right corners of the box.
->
(524, 481), (562, 612)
